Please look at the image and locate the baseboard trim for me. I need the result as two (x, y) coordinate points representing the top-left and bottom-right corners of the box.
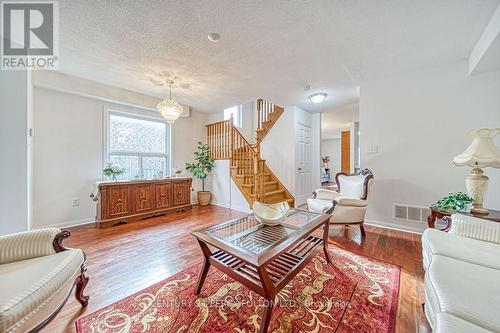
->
(365, 219), (424, 235)
(209, 200), (230, 209)
(210, 201), (252, 214)
(33, 218), (96, 230)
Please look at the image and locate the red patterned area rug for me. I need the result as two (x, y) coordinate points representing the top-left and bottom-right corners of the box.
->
(76, 245), (400, 333)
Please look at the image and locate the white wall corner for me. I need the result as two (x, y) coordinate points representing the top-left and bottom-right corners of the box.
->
(0, 70), (30, 235)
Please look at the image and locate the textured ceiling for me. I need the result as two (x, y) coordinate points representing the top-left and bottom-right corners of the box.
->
(57, 0), (499, 113)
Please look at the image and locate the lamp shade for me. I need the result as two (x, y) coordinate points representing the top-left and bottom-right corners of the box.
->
(452, 128), (500, 168)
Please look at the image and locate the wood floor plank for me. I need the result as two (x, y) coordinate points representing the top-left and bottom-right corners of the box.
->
(40, 205), (427, 333)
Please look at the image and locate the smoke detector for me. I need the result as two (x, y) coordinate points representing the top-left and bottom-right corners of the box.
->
(208, 33), (221, 42)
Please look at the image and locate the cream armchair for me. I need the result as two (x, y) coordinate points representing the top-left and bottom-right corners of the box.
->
(307, 169), (373, 238)
(0, 228), (89, 333)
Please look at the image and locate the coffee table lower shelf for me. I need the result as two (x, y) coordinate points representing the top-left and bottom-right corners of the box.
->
(210, 235), (323, 294)
(192, 209), (332, 333)
(194, 234), (331, 333)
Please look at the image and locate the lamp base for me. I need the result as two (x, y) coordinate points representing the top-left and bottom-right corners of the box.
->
(465, 167), (489, 214)
(471, 207), (489, 214)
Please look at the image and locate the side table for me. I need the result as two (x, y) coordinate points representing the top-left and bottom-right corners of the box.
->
(428, 208), (500, 232)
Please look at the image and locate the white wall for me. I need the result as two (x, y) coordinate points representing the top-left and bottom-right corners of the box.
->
(360, 61), (500, 233)
(32, 72), (209, 228)
(321, 139), (341, 175)
(260, 106), (296, 194)
(209, 160), (252, 213)
(321, 102), (359, 140)
(0, 71), (31, 235)
(208, 101), (255, 143)
(260, 106), (321, 204)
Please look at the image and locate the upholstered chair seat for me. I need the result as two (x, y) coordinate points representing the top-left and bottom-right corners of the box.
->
(307, 169), (373, 238)
(0, 228), (89, 333)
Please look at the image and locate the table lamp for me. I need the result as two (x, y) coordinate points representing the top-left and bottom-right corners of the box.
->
(452, 128), (500, 214)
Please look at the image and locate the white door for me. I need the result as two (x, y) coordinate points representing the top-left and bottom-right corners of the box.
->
(296, 123), (311, 206)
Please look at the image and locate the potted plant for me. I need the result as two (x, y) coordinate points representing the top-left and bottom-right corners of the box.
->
(322, 156), (330, 168)
(432, 192), (473, 213)
(186, 142), (215, 206)
(103, 163), (125, 181)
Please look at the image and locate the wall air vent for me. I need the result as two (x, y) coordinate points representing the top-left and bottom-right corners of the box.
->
(394, 203), (430, 223)
(394, 205), (408, 220)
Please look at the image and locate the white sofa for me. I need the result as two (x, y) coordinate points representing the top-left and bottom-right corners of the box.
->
(0, 228), (89, 333)
(422, 214), (500, 333)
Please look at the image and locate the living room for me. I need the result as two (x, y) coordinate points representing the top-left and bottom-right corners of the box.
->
(1, 1), (500, 333)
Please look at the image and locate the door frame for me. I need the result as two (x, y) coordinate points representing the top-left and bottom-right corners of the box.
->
(295, 122), (312, 206)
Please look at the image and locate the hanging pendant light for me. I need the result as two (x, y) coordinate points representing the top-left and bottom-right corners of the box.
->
(157, 80), (183, 124)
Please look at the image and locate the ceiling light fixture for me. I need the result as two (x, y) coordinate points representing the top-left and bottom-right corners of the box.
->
(157, 80), (183, 124)
(208, 32), (221, 42)
(309, 92), (327, 104)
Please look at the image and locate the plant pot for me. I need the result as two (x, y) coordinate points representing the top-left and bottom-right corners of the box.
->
(197, 191), (211, 206)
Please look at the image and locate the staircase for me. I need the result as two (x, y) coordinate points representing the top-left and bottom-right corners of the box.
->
(206, 99), (294, 208)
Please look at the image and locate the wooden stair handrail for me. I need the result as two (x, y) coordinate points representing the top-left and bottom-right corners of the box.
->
(256, 98), (285, 143)
(205, 99), (294, 207)
(206, 119), (266, 201)
(230, 125), (265, 201)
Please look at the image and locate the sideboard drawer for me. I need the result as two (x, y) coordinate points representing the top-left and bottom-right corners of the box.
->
(173, 180), (190, 206)
(108, 186), (130, 217)
(132, 184), (154, 213)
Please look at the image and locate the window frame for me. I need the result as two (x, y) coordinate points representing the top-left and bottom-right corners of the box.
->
(104, 108), (171, 179)
(224, 104), (243, 128)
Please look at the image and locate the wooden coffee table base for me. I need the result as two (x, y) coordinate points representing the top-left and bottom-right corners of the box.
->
(194, 221), (331, 333)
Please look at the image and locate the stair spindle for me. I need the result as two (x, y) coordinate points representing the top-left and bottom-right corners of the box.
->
(204, 101), (293, 207)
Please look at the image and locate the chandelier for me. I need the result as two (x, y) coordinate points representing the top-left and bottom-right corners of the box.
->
(157, 80), (183, 124)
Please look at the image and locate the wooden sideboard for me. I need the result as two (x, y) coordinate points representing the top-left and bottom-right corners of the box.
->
(95, 178), (192, 228)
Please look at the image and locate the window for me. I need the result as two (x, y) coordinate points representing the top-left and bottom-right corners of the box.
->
(108, 112), (170, 180)
(224, 104), (242, 128)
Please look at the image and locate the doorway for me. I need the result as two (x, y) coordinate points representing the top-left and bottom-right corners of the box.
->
(320, 102), (360, 188)
(340, 130), (351, 174)
(296, 123), (311, 206)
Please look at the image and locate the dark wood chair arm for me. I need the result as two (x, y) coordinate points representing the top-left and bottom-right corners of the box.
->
(325, 200), (338, 215)
(53, 231), (71, 252)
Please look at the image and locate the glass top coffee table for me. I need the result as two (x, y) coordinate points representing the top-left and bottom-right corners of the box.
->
(191, 208), (331, 333)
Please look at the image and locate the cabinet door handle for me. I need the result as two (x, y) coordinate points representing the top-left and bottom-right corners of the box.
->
(117, 198), (122, 203)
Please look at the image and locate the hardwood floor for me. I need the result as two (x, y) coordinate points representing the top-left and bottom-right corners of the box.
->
(329, 225), (428, 333)
(42, 205), (427, 333)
